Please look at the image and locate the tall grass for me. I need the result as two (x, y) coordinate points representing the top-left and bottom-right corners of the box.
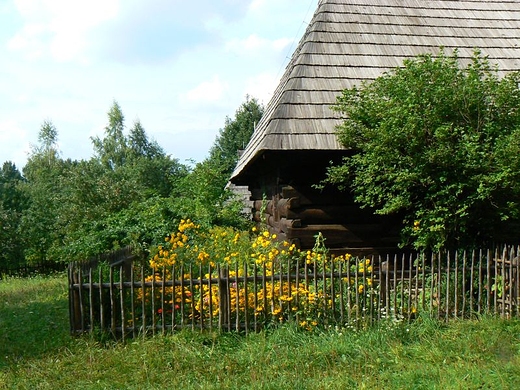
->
(1, 274), (520, 389)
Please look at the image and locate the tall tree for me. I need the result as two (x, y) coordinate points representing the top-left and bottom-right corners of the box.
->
(54, 103), (188, 260)
(37, 120), (59, 163)
(325, 50), (520, 250)
(0, 162), (26, 268)
(175, 96), (263, 229)
(92, 101), (127, 169)
(208, 95), (264, 175)
(20, 121), (67, 264)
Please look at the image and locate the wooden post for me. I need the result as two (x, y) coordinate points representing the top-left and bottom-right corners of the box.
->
(218, 265), (229, 331)
(68, 263), (83, 334)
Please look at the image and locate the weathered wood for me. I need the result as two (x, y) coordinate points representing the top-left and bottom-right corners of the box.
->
(281, 205), (383, 223)
(120, 266), (126, 341)
(231, 0), (520, 184)
(281, 185), (354, 206)
(69, 264), (83, 333)
(286, 224), (399, 248)
(69, 245), (520, 336)
(218, 266), (229, 331)
(276, 197), (300, 214)
(266, 215), (302, 232)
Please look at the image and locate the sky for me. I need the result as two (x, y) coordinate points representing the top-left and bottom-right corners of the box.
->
(0, 0), (319, 170)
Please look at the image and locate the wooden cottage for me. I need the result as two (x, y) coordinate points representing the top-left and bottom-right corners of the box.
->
(230, 0), (520, 256)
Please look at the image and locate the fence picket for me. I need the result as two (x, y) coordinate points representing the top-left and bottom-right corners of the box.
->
(141, 265), (146, 339)
(68, 245), (520, 337)
(89, 268), (94, 334)
(120, 266), (125, 341)
(131, 266), (136, 338)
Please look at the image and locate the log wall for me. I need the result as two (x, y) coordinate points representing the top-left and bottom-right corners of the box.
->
(250, 184), (403, 257)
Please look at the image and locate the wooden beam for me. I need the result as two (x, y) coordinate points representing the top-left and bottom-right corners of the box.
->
(286, 224), (399, 248)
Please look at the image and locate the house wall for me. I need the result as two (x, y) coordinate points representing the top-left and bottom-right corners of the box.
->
(242, 151), (403, 257)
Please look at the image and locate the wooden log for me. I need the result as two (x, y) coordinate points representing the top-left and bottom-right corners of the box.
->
(281, 185), (354, 206)
(271, 198), (301, 219)
(266, 215), (302, 233)
(253, 200), (266, 212)
(286, 224), (399, 248)
(253, 211), (268, 223)
(281, 205), (384, 223)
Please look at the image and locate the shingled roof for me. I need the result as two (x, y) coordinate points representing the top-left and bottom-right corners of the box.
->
(231, 0), (520, 182)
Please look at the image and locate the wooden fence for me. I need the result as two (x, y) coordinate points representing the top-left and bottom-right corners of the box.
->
(68, 246), (520, 339)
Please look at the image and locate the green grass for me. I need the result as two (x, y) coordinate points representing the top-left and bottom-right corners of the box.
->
(1, 275), (520, 389)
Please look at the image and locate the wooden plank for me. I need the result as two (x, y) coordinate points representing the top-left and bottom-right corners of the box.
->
(282, 205), (383, 223)
(286, 224), (399, 247)
(141, 265), (146, 339)
(266, 215), (302, 232)
(161, 268), (166, 334)
(110, 267), (116, 334)
(131, 266), (136, 338)
(276, 197), (300, 215)
(281, 185), (354, 206)
(120, 266), (126, 341)
(99, 268), (105, 332)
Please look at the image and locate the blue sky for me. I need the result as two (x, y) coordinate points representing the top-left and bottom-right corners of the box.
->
(0, 0), (319, 169)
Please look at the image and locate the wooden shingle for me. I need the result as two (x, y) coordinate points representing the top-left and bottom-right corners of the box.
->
(231, 0), (520, 183)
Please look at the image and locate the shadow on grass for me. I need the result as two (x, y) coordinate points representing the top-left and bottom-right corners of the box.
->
(0, 275), (71, 369)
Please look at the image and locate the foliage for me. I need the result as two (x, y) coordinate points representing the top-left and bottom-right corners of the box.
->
(14, 103), (190, 264)
(19, 122), (68, 264)
(208, 95), (264, 175)
(140, 221), (373, 330)
(0, 162), (26, 268)
(173, 96), (263, 230)
(173, 158), (250, 230)
(2, 274), (520, 389)
(326, 50), (520, 250)
(1, 96), (260, 267)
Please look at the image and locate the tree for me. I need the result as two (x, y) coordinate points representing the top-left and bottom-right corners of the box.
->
(0, 161), (25, 212)
(20, 121), (67, 264)
(92, 101), (127, 169)
(208, 95), (264, 175)
(53, 103), (188, 260)
(37, 120), (59, 163)
(175, 96), (264, 229)
(325, 50), (520, 250)
(0, 162), (26, 268)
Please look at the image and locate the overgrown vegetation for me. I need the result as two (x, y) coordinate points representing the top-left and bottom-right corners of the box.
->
(325, 50), (520, 250)
(0, 97), (263, 269)
(2, 275), (520, 389)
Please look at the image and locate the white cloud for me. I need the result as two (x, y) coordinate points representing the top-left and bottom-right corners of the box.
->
(225, 34), (293, 63)
(243, 72), (279, 104)
(226, 34), (291, 53)
(185, 76), (230, 103)
(248, 0), (267, 11)
(9, 0), (120, 62)
(0, 120), (31, 168)
(0, 0), (319, 169)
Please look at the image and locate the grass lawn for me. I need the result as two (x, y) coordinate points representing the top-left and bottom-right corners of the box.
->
(1, 273), (520, 389)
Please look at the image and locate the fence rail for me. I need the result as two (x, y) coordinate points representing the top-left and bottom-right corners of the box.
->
(68, 246), (520, 338)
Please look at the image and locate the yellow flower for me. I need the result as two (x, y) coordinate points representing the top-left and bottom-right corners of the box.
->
(358, 284), (364, 294)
